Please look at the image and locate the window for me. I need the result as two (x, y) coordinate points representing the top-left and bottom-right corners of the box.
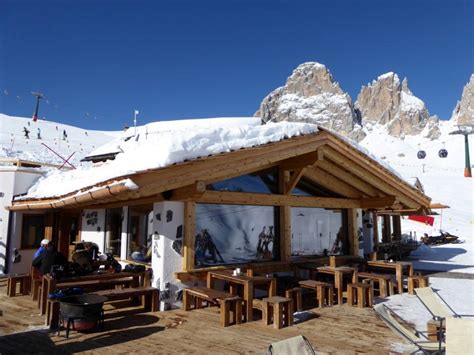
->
(195, 203), (278, 267)
(291, 208), (345, 256)
(127, 205), (153, 264)
(21, 214), (45, 249)
(208, 169), (278, 194)
(105, 208), (122, 256)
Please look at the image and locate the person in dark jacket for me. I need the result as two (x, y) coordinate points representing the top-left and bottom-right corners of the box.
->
(32, 242), (67, 276)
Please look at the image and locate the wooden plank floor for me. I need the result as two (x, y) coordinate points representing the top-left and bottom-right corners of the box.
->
(0, 280), (413, 354)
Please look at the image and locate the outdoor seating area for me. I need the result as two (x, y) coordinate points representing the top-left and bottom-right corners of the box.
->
(0, 278), (410, 354)
(178, 254), (426, 337)
(5, 265), (156, 336)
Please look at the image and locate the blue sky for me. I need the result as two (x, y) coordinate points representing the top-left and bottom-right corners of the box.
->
(1, 0), (472, 130)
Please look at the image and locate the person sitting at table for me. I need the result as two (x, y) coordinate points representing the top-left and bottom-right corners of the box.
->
(32, 241), (67, 277)
(33, 238), (50, 259)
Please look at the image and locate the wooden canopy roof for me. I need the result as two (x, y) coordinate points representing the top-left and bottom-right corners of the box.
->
(8, 127), (431, 212)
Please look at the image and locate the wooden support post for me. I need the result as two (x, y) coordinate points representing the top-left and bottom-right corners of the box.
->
(183, 202), (196, 271)
(279, 169), (291, 261)
(347, 209), (359, 256)
(372, 211), (379, 251)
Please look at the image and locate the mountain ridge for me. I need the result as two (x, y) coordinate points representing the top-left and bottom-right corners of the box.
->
(256, 62), (473, 141)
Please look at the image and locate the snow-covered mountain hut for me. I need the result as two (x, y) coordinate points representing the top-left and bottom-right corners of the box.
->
(5, 117), (432, 310)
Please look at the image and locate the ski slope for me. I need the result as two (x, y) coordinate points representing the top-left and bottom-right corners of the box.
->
(0, 113), (118, 165)
(359, 120), (474, 273)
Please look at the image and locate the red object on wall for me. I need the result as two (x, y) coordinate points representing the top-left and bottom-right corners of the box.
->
(407, 215), (435, 226)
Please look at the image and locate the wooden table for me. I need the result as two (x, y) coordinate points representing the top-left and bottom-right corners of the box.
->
(40, 270), (150, 315)
(316, 266), (358, 305)
(207, 270), (276, 322)
(366, 260), (413, 294)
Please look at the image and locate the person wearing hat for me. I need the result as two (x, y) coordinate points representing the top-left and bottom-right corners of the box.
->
(33, 239), (50, 259)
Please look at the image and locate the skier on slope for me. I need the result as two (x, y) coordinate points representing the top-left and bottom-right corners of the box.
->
(23, 127), (30, 139)
(37, 128), (41, 139)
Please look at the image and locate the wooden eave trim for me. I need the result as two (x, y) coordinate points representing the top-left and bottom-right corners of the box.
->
(8, 181), (135, 211)
(322, 134), (431, 206)
(322, 147), (424, 209)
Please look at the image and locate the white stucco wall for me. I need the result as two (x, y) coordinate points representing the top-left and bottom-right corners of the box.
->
(152, 201), (185, 310)
(0, 167), (43, 274)
(80, 209), (106, 253)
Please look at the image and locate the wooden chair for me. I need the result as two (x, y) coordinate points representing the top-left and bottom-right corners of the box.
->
(347, 282), (373, 308)
(299, 280), (334, 308)
(357, 272), (395, 298)
(285, 287), (303, 312)
(7, 273), (31, 297)
(262, 296), (293, 329)
(408, 275), (429, 295)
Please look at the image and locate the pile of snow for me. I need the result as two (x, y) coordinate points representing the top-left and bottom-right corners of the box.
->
(22, 118), (318, 199)
(0, 113), (118, 165)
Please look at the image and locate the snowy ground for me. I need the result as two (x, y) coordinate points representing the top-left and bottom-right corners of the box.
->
(0, 113), (118, 165)
(360, 121), (474, 352)
(360, 120), (474, 274)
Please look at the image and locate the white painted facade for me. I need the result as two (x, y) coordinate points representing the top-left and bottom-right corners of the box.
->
(0, 166), (44, 274)
(152, 201), (186, 311)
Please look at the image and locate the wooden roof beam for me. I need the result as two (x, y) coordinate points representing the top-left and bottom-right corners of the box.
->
(169, 181), (207, 201)
(195, 190), (360, 208)
(304, 167), (363, 199)
(322, 148), (420, 209)
(280, 149), (323, 171)
(359, 196), (398, 209)
(323, 136), (431, 207)
(317, 159), (380, 197)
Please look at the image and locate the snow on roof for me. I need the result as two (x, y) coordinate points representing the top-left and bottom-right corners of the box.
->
(21, 118), (318, 199)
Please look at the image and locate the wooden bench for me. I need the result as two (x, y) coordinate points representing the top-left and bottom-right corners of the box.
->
(46, 286), (159, 328)
(93, 287), (159, 311)
(183, 286), (242, 327)
(7, 273), (31, 297)
(47, 287), (158, 328)
(356, 272), (394, 298)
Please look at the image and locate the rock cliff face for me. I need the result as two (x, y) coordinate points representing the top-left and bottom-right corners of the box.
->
(256, 61), (472, 141)
(257, 62), (362, 139)
(355, 72), (431, 137)
(451, 75), (474, 126)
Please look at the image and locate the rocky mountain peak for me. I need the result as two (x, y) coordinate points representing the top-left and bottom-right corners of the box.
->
(451, 74), (474, 126)
(355, 72), (430, 138)
(256, 62), (363, 140)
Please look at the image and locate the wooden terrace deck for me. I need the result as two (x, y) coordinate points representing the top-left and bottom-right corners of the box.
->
(0, 280), (413, 354)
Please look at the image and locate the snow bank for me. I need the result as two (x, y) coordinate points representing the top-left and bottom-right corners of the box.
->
(22, 118), (318, 199)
